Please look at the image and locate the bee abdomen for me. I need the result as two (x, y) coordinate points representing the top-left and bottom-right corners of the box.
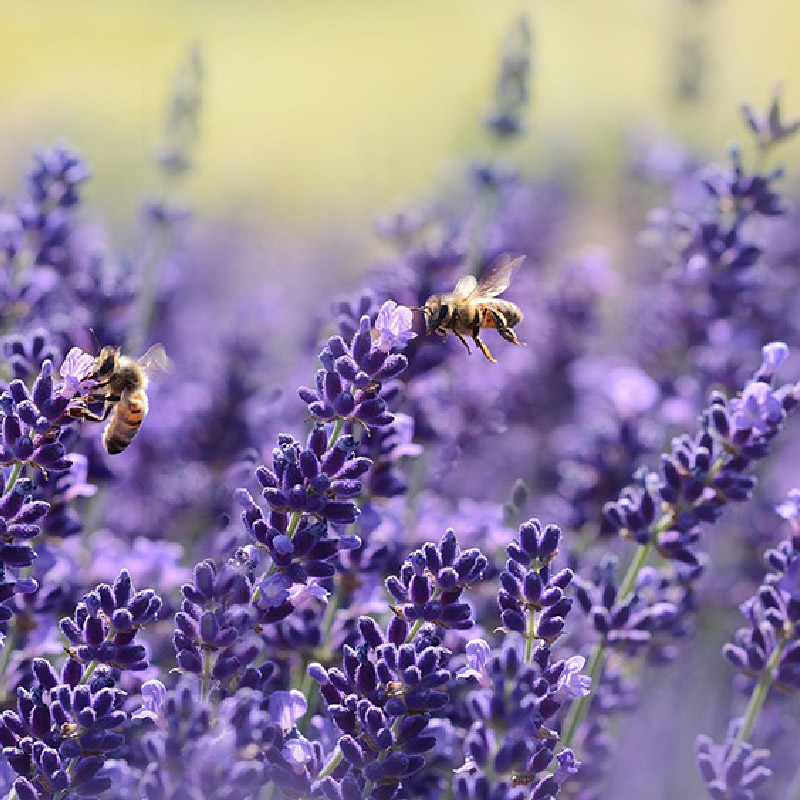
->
(102, 390), (148, 455)
(103, 427), (131, 455)
(482, 300), (523, 328)
(496, 299), (523, 326)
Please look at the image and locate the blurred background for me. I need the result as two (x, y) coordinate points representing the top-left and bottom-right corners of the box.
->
(1, 0), (799, 269)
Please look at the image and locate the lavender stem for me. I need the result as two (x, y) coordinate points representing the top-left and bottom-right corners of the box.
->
(561, 542), (651, 749)
(731, 637), (788, 757)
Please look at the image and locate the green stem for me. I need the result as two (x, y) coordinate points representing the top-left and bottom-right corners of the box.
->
(559, 641), (605, 751)
(79, 659), (99, 686)
(618, 542), (652, 600)
(3, 461), (22, 496)
(406, 618), (423, 643)
(560, 543), (651, 750)
(731, 638), (787, 756)
(328, 418), (345, 450)
(524, 604), (536, 662)
(286, 510), (301, 539)
(317, 746), (343, 780)
(0, 627), (17, 693)
(200, 648), (212, 702)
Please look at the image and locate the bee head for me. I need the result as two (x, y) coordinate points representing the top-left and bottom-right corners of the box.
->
(93, 346), (119, 380)
(422, 296), (450, 332)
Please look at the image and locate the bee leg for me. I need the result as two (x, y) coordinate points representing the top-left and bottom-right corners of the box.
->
(81, 393), (110, 405)
(68, 398), (119, 423)
(473, 335), (497, 364)
(455, 333), (472, 354)
(489, 309), (526, 346)
(68, 406), (107, 423)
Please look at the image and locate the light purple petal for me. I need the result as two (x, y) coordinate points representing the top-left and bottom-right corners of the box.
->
(59, 347), (97, 399)
(761, 341), (790, 372)
(374, 300), (416, 352)
(777, 489), (800, 520)
(553, 655), (591, 703)
(256, 574), (292, 609)
(269, 689), (307, 731)
(282, 735), (314, 770)
(288, 580), (329, 609)
(133, 680), (167, 727)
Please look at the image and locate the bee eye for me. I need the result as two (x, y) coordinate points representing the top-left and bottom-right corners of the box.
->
(95, 354), (115, 376)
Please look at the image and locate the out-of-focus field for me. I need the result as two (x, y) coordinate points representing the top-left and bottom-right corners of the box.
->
(1, 0), (799, 238)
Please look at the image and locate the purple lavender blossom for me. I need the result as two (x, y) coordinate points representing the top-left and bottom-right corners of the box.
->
(552, 655), (591, 703)
(740, 83), (800, 152)
(298, 311), (411, 431)
(0, 660), (127, 799)
(373, 300), (416, 353)
(173, 559), (258, 686)
(59, 569), (162, 672)
(58, 346), (96, 399)
(697, 721), (772, 800)
(0, 360), (75, 475)
(133, 680), (168, 728)
(457, 638), (492, 687)
(269, 689), (308, 731)
(311, 532), (489, 799)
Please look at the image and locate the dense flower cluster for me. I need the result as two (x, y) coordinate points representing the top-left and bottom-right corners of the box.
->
(60, 569), (162, 673)
(310, 530), (488, 800)
(1, 661), (126, 800)
(602, 342), (798, 566)
(173, 559), (258, 684)
(450, 520), (587, 800)
(299, 310), (410, 431)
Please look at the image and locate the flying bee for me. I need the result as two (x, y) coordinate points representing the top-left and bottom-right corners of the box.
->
(421, 255), (526, 363)
(69, 344), (170, 454)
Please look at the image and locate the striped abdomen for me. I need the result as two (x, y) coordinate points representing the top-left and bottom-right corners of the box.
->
(103, 389), (148, 455)
(480, 299), (523, 328)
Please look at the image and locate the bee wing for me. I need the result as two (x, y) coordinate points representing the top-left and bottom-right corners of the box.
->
(453, 274), (478, 299)
(138, 343), (172, 380)
(475, 255), (525, 298)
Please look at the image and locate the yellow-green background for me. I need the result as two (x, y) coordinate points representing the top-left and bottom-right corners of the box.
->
(1, 0), (799, 239)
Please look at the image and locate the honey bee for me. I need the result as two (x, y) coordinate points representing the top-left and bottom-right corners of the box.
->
(421, 255), (526, 363)
(70, 344), (170, 454)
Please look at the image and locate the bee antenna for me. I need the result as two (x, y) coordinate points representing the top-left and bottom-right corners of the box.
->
(88, 328), (100, 355)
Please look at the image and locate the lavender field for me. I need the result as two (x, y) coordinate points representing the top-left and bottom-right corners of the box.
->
(1, 6), (800, 800)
